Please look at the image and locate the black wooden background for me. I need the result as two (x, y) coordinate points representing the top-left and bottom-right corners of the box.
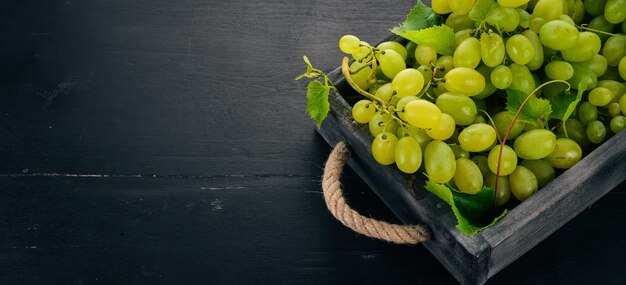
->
(1, 0), (625, 284)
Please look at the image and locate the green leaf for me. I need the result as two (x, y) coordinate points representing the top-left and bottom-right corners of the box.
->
(425, 180), (507, 235)
(506, 89), (552, 127)
(550, 83), (584, 121)
(469, 0), (496, 22)
(390, 0), (443, 34)
(306, 81), (330, 128)
(393, 25), (456, 56)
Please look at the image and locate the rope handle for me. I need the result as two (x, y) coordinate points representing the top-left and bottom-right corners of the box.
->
(321, 141), (430, 244)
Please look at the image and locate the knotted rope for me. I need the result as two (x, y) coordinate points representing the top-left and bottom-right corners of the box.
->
(321, 141), (430, 244)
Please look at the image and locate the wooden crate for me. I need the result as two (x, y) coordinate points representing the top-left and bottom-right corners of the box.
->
(315, 35), (626, 285)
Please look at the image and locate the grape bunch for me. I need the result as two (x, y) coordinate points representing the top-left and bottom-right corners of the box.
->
(340, 0), (626, 206)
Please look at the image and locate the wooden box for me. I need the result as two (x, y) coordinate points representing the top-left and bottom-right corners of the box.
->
(315, 35), (626, 285)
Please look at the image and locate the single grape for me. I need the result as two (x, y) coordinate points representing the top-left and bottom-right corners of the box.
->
(480, 32), (505, 68)
(372, 132), (398, 165)
(619, 57), (626, 80)
(432, 0), (452, 14)
(417, 65), (433, 83)
(352, 100), (376, 124)
(544, 61), (574, 80)
(579, 101), (599, 125)
(529, 17), (546, 33)
(426, 113), (456, 140)
(521, 30), (544, 71)
(561, 32), (602, 62)
(339, 35), (360, 54)
(588, 87), (613, 106)
(520, 159), (555, 187)
(493, 111), (524, 139)
(444, 67), (486, 96)
(506, 34), (535, 65)
(369, 111), (398, 137)
(608, 103), (622, 117)
(414, 44), (438, 66)
(471, 155), (490, 177)
(395, 136), (422, 174)
(424, 140), (456, 183)
(474, 65), (498, 99)
(453, 37), (482, 69)
(509, 166), (538, 201)
(610, 116), (626, 133)
(435, 92), (477, 126)
(569, 0), (586, 24)
(602, 35), (626, 66)
(488, 145), (518, 176)
(435, 55), (454, 76)
(514, 129), (557, 160)
(544, 138), (582, 169)
(509, 63), (536, 95)
(454, 157), (484, 194)
(392, 68), (425, 98)
(532, 0), (563, 21)
(557, 119), (590, 148)
(377, 41), (408, 60)
(349, 61), (372, 90)
(583, 54), (608, 77)
(374, 83), (393, 104)
(605, 0), (626, 24)
(451, 144), (470, 159)
(518, 8), (531, 28)
(377, 49), (406, 79)
(486, 6), (521, 32)
(446, 13), (475, 32)
(397, 125), (432, 152)
(404, 100), (442, 129)
(568, 62), (598, 91)
(458, 123), (497, 152)
(352, 46), (372, 62)
(539, 20), (580, 51)
(586, 120), (607, 143)
(585, 0), (607, 16)
(449, 0), (475, 15)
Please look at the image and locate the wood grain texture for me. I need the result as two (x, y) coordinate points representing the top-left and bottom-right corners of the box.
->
(1, 0), (625, 284)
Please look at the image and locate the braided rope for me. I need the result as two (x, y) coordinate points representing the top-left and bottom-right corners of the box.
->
(321, 141), (430, 244)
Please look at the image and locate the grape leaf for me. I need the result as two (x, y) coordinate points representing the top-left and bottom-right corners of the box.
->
(550, 82), (584, 121)
(390, 0), (444, 34)
(469, 0), (496, 22)
(393, 25), (456, 56)
(506, 89), (553, 128)
(425, 180), (507, 235)
(306, 81), (330, 128)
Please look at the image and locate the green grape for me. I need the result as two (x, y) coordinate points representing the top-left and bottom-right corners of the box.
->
(455, 29), (473, 48)
(432, 0), (452, 14)
(520, 159), (555, 187)
(488, 145), (518, 176)
(621, 94), (626, 115)
(588, 15), (615, 42)
(404, 99), (442, 129)
(406, 41), (417, 60)
(377, 41), (408, 60)
(491, 65), (513, 89)
(472, 155), (490, 177)
(453, 37), (481, 69)
(377, 49), (406, 79)
(558, 119), (589, 148)
(426, 113), (456, 140)
(449, 0), (475, 15)
(485, 173), (511, 206)
(544, 138), (582, 169)
(542, 81), (569, 99)
(617, 56), (626, 80)
(585, 0), (607, 16)
(435, 92), (477, 125)
(395, 136), (423, 174)
(509, 63), (536, 95)
(398, 125), (432, 152)
(497, 0), (530, 7)
(352, 46), (372, 62)
(417, 65), (433, 84)
(561, 32), (602, 62)
(395, 96), (418, 120)
(509, 166), (538, 201)
(454, 157), (484, 194)
(451, 144), (470, 159)
(578, 101), (599, 125)
(339, 35), (360, 54)
(596, 80), (625, 103)
(458, 123), (497, 152)
(392, 68), (425, 98)
(415, 44), (438, 66)
(369, 111), (398, 136)
(446, 12), (475, 32)
(588, 87), (613, 106)
(568, 63), (598, 91)
(518, 8), (531, 28)
(521, 30), (544, 71)
(610, 116), (626, 133)
(569, 0), (586, 24)
(529, 17), (546, 33)
(532, 0), (563, 21)
(372, 132), (398, 165)
(602, 36), (626, 66)
(374, 83), (393, 104)
(352, 100), (377, 124)
(474, 65), (498, 99)
(514, 129), (557, 160)
(486, 6), (521, 32)
(605, 0), (626, 24)
(544, 61), (574, 80)
(583, 54), (608, 77)
(506, 34), (535, 65)
(586, 120), (607, 143)
(435, 55), (454, 76)
(539, 20), (580, 51)
(480, 31), (506, 67)
(608, 103), (622, 117)
(424, 140), (456, 183)
(444, 67), (486, 96)
(349, 61), (372, 90)
(493, 110), (525, 139)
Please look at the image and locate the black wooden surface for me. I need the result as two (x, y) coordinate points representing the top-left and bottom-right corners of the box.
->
(1, 0), (625, 284)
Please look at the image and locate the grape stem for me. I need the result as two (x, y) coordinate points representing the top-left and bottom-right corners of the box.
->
(493, 80), (570, 208)
(578, 24), (626, 39)
(341, 57), (386, 107)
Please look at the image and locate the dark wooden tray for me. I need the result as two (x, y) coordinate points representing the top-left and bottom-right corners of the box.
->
(315, 35), (626, 285)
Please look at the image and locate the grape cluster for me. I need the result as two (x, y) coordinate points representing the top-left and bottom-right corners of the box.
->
(340, 0), (626, 206)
